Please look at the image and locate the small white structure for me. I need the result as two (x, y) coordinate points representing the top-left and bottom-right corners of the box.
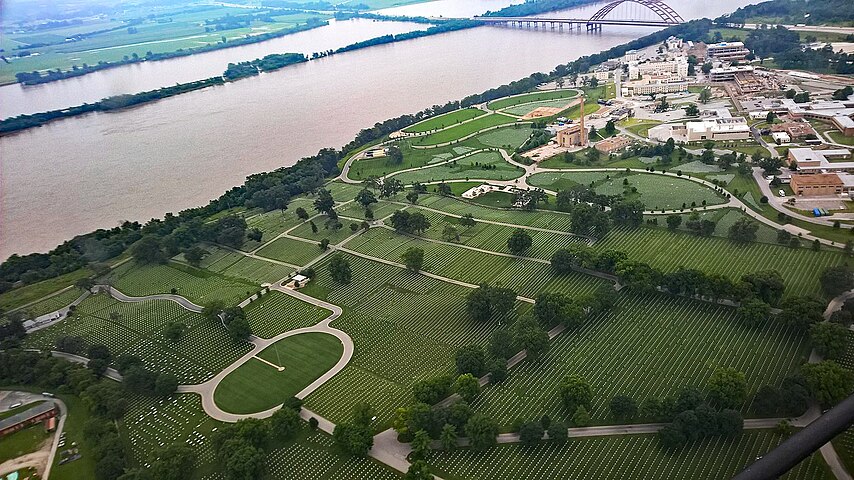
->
(771, 131), (791, 144)
(461, 184), (518, 199)
(649, 117), (750, 142)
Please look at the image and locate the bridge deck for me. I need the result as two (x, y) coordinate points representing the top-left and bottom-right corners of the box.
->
(472, 17), (680, 26)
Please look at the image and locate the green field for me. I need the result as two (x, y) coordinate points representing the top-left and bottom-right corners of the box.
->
(257, 236), (324, 267)
(487, 89), (579, 111)
(0, 268), (93, 312)
(502, 98), (578, 116)
(389, 150), (524, 184)
(403, 108), (488, 133)
(428, 430), (830, 480)
(15, 287), (85, 318)
(244, 290), (331, 339)
(50, 393), (97, 480)
(24, 292), (251, 383)
(472, 293), (807, 426)
(1, 6), (330, 85)
(214, 332), (344, 414)
(177, 245), (293, 284)
(0, 423), (50, 463)
(412, 114), (519, 147)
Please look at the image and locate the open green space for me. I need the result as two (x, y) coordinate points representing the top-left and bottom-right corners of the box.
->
(177, 245), (293, 284)
(0, 268), (92, 313)
(828, 131), (854, 146)
(487, 89), (579, 111)
(244, 290), (331, 339)
(256, 236), (323, 267)
(214, 332), (343, 414)
(416, 194), (574, 231)
(24, 292), (251, 383)
(502, 98), (578, 117)
(411, 114), (519, 147)
(621, 118), (662, 138)
(472, 293), (807, 425)
(529, 171), (726, 210)
(290, 215), (359, 245)
(50, 393), (96, 480)
(390, 150), (524, 184)
(428, 430), (829, 480)
(15, 287), (84, 319)
(0, 423), (50, 463)
(403, 108), (488, 133)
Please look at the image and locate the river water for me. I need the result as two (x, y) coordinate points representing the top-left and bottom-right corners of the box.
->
(0, 0), (752, 260)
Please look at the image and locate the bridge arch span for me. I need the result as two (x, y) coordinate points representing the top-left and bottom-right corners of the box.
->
(588, 0), (685, 24)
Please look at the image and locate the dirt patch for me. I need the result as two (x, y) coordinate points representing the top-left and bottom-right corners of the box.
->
(521, 106), (565, 120)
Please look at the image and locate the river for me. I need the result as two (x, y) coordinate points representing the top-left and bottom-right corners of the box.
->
(0, 0), (752, 260)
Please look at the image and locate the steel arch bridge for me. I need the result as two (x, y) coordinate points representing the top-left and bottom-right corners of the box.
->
(589, 0), (685, 25)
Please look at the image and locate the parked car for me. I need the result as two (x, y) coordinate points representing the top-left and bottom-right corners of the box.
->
(778, 189), (786, 197)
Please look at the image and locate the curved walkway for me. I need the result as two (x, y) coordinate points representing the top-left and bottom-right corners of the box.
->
(95, 284), (204, 312)
(177, 284), (353, 423)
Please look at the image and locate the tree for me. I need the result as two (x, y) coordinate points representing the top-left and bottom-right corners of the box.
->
(684, 103), (699, 116)
(246, 228), (262, 242)
(400, 247), (425, 272)
(507, 229), (532, 255)
(406, 191), (419, 204)
(387, 146), (404, 165)
(801, 360), (854, 407)
(766, 111), (776, 124)
(88, 343), (111, 361)
(610, 395), (638, 421)
(295, 207), (309, 220)
(227, 316), (252, 343)
(410, 430), (431, 461)
(454, 373), (480, 401)
(512, 316), (549, 360)
(164, 321), (185, 342)
(658, 423), (687, 450)
(707, 367), (747, 409)
(604, 120), (616, 134)
(184, 247), (209, 267)
(149, 444), (196, 480)
(355, 188), (377, 209)
(88, 358), (109, 377)
(820, 265), (854, 298)
(490, 286), (516, 319)
(352, 402), (375, 427)
(741, 270), (785, 306)
(440, 423), (457, 450)
(519, 421), (544, 445)
(610, 200), (644, 227)
(728, 218), (759, 243)
(753, 385), (782, 416)
(328, 254), (352, 284)
(559, 374), (593, 413)
(759, 156), (784, 174)
(154, 373), (178, 397)
(412, 376), (453, 405)
(333, 423), (373, 456)
(313, 188), (335, 215)
(380, 178), (404, 198)
(404, 460), (433, 480)
(810, 322), (849, 360)
(464, 414), (499, 450)
(223, 439), (266, 479)
(572, 405), (591, 427)
(131, 235), (166, 264)
(737, 299), (770, 328)
(466, 285), (493, 322)
(455, 345), (487, 377)
(459, 213), (476, 228)
(489, 328), (516, 359)
(547, 421), (568, 442)
(778, 296), (825, 331)
(666, 215), (682, 230)
(698, 87), (711, 103)
(442, 224), (459, 242)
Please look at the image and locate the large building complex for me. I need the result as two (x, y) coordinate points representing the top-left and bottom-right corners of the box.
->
(707, 41), (750, 61)
(648, 117), (750, 142)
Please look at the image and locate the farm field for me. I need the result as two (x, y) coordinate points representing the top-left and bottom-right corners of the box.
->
(302, 253), (507, 425)
(471, 293), (808, 426)
(102, 260), (257, 306)
(244, 290), (331, 338)
(256, 236), (324, 267)
(389, 150), (524, 184)
(343, 227), (607, 299)
(24, 292), (251, 383)
(402, 108), (487, 133)
(487, 89), (579, 111)
(595, 226), (843, 298)
(214, 332), (344, 414)
(411, 114), (518, 147)
(427, 430), (830, 480)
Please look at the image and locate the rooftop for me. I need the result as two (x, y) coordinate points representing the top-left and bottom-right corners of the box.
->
(791, 173), (844, 186)
(0, 401), (56, 432)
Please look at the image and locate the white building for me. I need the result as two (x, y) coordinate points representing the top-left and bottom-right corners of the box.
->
(649, 117), (750, 142)
(621, 79), (690, 97)
(707, 41), (750, 61)
(708, 65), (755, 82)
(623, 49), (640, 63)
(628, 59), (689, 81)
(771, 131), (791, 144)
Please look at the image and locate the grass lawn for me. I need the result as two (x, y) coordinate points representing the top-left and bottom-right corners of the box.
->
(0, 424), (50, 463)
(51, 393), (97, 480)
(0, 268), (92, 313)
(402, 108), (487, 133)
(213, 332), (344, 414)
(488, 89), (579, 111)
(14, 288), (84, 319)
(828, 131), (854, 146)
(412, 114), (519, 147)
(502, 98), (578, 116)
(256, 236), (324, 267)
(622, 119), (661, 138)
(389, 150), (524, 184)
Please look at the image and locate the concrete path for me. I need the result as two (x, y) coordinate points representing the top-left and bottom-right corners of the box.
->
(177, 284), (353, 423)
(95, 284), (204, 313)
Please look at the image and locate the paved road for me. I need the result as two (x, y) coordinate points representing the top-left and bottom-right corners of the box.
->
(95, 284), (204, 313)
(25, 290), (90, 333)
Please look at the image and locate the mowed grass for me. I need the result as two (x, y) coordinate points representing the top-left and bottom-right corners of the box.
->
(257, 237), (324, 267)
(412, 114), (518, 147)
(402, 108), (488, 133)
(471, 293), (808, 426)
(214, 332), (344, 414)
(389, 150), (524, 184)
(427, 430), (830, 480)
(244, 290), (331, 339)
(0, 268), (93, 312)
(0, 424), (50, 463)
(595, 226), (844, 298)
(487, 89), (579, 111)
